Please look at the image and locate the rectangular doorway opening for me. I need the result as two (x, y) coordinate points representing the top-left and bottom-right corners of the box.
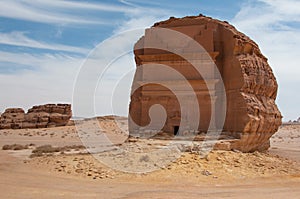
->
(173, 126), (179, 135)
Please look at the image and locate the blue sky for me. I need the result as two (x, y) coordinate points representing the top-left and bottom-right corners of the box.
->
(0, 0), (299, 121)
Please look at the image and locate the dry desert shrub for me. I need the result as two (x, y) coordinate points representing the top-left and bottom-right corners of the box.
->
(60, 145), (85, 151)
(29, 151), (44, 158)
(30, 144), (85, 158)
(32, 145), (60, 154)
(2, 144), (29, 150)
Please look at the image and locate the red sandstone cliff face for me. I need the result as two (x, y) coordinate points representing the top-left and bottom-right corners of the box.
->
(0, 104), (72, 129)
(129, 15), (282, 152)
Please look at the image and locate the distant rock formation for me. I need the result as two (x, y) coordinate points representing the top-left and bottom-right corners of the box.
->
(129, 15), (282, 152)
(0, 104), (72, 129)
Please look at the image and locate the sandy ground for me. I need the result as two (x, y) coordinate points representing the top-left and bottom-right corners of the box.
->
(0, 118), (299, 199)
(269, 124), (300, 162)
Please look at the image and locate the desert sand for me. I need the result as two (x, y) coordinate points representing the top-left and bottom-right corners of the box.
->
(0, 117), (299, 199)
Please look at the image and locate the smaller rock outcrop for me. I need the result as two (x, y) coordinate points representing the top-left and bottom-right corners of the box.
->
(0, 108), (25, 129)
(0, 104), (72, 129)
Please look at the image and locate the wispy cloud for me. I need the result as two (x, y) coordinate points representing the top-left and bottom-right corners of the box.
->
(258, 0), (300, 18)
(27, 0), (135, 13)
(118, 0), (138, 7)
(234, 0), (300, 29)
(0, 0), (134, 25)
(0, 51), (81, 70)
(0, 31), (89, 54)
(0, 0), (171, 27)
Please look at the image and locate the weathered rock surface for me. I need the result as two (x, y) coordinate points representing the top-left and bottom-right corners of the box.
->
(129, 15), (282, 152)
(0, 104), (72, 129)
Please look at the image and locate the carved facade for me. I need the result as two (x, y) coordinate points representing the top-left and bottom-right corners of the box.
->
(129, 15), (282, 152)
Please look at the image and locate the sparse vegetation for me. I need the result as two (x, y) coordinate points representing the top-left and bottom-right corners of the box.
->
(32, 145), (60, 154)
(139, 155), (150, 162)
(30, 145), (85, 158)
(29, 151), (43, 158)
(2, 144), (29, 150)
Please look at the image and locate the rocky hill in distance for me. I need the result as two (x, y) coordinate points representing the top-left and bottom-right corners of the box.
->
(0, 104), (72, 129)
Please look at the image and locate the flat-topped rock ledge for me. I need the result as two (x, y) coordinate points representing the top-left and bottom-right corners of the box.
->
(0, 104), (72, 129)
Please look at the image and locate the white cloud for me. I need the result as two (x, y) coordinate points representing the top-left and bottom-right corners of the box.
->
(0, 0), (134, 25)
(113, 16), (163, 33)
(112, 0), (172, 34)
(26, 0), (135, 13)
(0, 51), (80, 70)
(0, 51), (83, 113)
(118, 0), (138, 7)
(0, 31), (89, 54)
(0, 0), (170, 26)
(258, 0), (300, 17)
(234, 0), (300, 29)
(232, 0), (300, 121)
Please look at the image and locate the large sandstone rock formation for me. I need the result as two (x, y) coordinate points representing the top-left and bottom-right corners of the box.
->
(129, 15), (282, 152)
(0, 104), (72, 129)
